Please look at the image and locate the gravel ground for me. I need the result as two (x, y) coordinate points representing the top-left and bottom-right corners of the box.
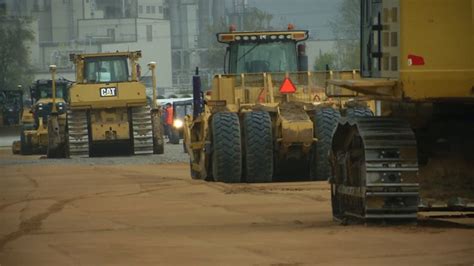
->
(0, 141), (189, 166)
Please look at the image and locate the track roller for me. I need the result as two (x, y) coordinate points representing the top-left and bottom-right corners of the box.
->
(331, 117), (419, 220)
(67, 109), (90, 157)
(131, 106), (154, 155)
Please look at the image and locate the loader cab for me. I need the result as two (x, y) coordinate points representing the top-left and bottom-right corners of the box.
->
(218, 28), (309, 74)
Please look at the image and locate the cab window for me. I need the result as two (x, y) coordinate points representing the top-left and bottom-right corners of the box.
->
(229, 41), (298, 74)
(84, 56), (129, 83)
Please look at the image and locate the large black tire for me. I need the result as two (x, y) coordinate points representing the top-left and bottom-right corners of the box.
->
(345, 106), (373, 119)
(311, 107), (341, 181)
(211, 112), (242, 183)
(20, 126), (33, 155)
(243, 111), (273, 183)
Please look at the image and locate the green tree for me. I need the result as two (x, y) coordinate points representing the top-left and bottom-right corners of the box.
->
(314, 51), (337, 71)
(0, 16), (34, 90)
(328, 0), (360, 70)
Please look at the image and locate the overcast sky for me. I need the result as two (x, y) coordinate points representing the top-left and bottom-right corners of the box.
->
(247, 0), (343, 40)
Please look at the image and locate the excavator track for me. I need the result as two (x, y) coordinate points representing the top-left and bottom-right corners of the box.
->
(131, 106), (154, 155)
(331, 117), (419, 220)
(67, 109), (90, 157)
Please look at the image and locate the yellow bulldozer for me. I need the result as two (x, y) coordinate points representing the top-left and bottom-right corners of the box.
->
(13, 72), (70, 155)
(328, 0), (474, 220)
(48, 51), (164, 158)
(184, 26), (372, 183)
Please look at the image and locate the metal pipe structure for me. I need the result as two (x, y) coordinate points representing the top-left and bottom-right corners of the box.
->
(49, 64), (57, 113)
(148, 61), (158, 110)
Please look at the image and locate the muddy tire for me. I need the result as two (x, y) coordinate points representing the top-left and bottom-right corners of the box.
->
(311, 107), (341, 181)
(211, 112), (242, 183)
(346, 106), (373, 119)
(243, 111), (273, 183)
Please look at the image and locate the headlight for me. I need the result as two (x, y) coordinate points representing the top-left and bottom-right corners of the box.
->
(173, 119), (183, 128)
(8, 108), (13, 112)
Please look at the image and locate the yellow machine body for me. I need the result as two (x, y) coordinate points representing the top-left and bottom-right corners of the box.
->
(328, 0), (474, 220)
(18, 97), (68, 154)
(66, 51), (162, 156)
(184, 27), (372, 183)
(15, 76), (70, 156)
(69, 52), (145, 143)
(70, 82), (147, 109)
(21, 106), (34, 125)
(398, 0), (473, 100)
(333, 0), (473, 102)
(70, 51), (145, 143)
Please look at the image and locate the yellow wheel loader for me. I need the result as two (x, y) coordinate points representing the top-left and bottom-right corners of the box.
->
(57, 51), (164, 157)
(328, 0), (474, 220)
(184, 27), (370, 183)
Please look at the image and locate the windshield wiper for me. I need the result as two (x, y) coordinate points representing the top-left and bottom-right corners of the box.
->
(237, 43), (261, 62)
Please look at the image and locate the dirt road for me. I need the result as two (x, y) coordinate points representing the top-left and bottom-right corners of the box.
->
(0, 148), (473, 265)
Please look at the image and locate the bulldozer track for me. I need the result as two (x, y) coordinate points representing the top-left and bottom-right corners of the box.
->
(67, 110), (89, 157)
(332, 117), (419, 220)
(131, 106), (154, 155)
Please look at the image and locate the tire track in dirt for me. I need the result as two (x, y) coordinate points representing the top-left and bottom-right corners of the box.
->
(0, 191), (115, 251)
(0, 197), (53, 212)
(18, 172), (41, 223)
(205, 182), (329, 202)
(0, 197), (80, 252)
(48, 244), (80, 266)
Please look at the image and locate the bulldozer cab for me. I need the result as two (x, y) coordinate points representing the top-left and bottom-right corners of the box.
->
(68, 51), (146, 109)
(72, 51), (141, 85)
(218, 29), (309, 74)
(83, 56), (129, 84)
